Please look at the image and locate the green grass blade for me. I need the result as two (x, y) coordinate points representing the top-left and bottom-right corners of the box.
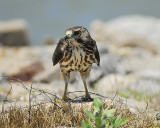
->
(94, 97), (103, 112)
(84, 110), (95, 120)
(82, 120), (87, 128)
(85, 119), (93, 128)
(103, 109), (116, 118)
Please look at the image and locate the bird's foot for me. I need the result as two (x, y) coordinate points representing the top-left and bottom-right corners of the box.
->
(62, 96), (71, 102)
(81, 96), (93, 101)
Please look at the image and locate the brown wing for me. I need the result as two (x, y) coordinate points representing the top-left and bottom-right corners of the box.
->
(93, 40), (100, 66)
(94, 43), (100, 66)
(52, 38), (68, 66)
(87, 39), (100, 66)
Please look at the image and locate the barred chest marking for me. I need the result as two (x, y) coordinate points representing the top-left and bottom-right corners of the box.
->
(60, 42), (96, 73)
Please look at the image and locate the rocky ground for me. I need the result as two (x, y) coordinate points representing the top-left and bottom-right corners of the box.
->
(0, 15), (160, 119)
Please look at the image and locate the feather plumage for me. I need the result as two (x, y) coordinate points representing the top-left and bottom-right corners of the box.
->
(52, 38), (68, 66)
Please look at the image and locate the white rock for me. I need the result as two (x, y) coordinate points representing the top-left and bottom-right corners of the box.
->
(137, 70), (160, 80)
(95, 74), (136, 95)
(129, 79), (160, 95)
(90, 15), (160, 54)
(107, 15), (160, 44)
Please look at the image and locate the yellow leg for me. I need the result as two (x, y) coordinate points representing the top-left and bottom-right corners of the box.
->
(62, 79), (71, 101)
(83, 80), (91, 98)
(81, 76), (93, 101)
(80, 68), (93, 101)
(61, 71), (71, 102)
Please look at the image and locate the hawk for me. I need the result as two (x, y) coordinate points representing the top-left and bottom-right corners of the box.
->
(52, 26), (100, 101)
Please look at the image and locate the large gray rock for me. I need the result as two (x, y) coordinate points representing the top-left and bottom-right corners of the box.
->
(106, 15), (160, 45)
(119, 55), (160, 74)
(95, 74), (136, 95)
(0, 20), (31, 46)
(96, 43), (109, 55)
(0, 47), (42, 75)
(32, 64), (62, 83)
(129, 79), (160, 96)
(100, 54), (124, 75)
(90, 16), (159, 54)
(136, 70), (160, 81)
(88, 53), (125, 87)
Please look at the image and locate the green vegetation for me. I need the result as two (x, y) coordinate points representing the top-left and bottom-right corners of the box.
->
(118, 90), (149, 101)
(82, 97), (127, 128)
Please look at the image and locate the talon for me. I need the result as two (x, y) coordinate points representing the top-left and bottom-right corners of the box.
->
(62, 96), (71, 102)
(81, 96), (93, 101)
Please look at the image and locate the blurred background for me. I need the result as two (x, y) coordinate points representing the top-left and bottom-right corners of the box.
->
(1, 0), (160, 44)
(0, 0), (160, 112)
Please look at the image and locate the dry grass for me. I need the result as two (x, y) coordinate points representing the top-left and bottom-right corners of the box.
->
(0, 102), (88, 128)
(0, 99), (160, 128)
(0, 77), (160, 128)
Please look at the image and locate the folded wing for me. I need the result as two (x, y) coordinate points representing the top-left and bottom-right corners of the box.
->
(52, 38), (68, 66)
(94, 43), (100, 66)
(89, 39), (100, 66)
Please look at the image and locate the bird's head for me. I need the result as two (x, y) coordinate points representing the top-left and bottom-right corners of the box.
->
(65, 26), (91, 43)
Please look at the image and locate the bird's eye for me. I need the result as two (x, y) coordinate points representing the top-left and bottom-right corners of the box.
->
(75, 31), (81, 36)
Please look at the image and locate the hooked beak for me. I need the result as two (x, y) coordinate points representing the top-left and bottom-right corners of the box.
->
(65, 30), (72, 39)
